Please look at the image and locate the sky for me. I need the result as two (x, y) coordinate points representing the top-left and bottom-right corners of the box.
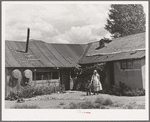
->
(3, 2), (148, 44)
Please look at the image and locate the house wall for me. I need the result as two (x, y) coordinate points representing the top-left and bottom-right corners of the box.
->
(103, 65), (111, 89)
(113, 58), (144, 89)
(5, 68), (71, 97)
(141, 57), (145, 89)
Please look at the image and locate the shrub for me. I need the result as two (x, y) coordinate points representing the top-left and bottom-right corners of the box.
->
(59, 102), (65, 105)
(78, 101), (95, 109)
(65, 97), (114, 109)
(66, 99), (112, 109)
(6, 92), (19, 101)
(6, 84), (66, 100)
(67, 101), (96, 109)
(95, 97), (113, 106)
(100, 106), (107, 109)
(95, 97), (105, 104)
(12, 104), (40, 109)
(100, 82), (145, 96)
(69, 102), (78, 109)
(94, 104), (102, 109)
(102, 98), (113, 105)
(122, 102), (145, 109)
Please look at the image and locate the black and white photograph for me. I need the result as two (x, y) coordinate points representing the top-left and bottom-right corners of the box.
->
(2, 1), (149, 121)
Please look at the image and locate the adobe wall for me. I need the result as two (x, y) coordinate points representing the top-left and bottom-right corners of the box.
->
(141, 57), (145, 89)
(103, 66), (111, 89)
(5, 68), (71, 97)
(113, 59), (144, 89)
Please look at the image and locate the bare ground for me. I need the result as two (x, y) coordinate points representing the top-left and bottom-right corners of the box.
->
(5, 91), (145, 109)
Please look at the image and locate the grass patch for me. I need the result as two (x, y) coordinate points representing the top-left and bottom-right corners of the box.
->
(12, 104), (40, 109)
(59, 102), (65, 105)
(102, 98), (113, 105)
(95, 97), (113, 106)
(65, 97), (114, 109)
(95, 97), (104, 104)
(112, 103), (122, 107)
(68, 101), (98, 109)
(122, 103), (145, 109)
(64, 96), (115, 109)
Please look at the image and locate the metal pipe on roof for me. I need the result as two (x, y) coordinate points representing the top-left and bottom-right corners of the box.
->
(25, 28), (30, 53)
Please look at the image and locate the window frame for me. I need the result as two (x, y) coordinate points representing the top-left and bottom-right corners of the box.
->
(51, 71), (59, 80)
(33, 70), (60, 81)
(120, 60), (133, 70)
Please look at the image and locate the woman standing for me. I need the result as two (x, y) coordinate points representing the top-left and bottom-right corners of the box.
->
(91, 70), (102, 95)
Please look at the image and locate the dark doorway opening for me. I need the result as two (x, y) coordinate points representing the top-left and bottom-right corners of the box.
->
(107, 61), (114, 85)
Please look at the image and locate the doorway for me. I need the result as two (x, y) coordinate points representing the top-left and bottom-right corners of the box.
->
(107, 61), (114, 85)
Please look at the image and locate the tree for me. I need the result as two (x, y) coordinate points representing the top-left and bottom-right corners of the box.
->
(105, 4), (146, 38)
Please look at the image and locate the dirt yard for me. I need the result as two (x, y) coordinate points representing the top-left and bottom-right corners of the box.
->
(5, 91), (145, 109)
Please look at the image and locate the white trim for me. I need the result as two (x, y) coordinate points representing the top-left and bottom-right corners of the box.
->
(87, 48), (145, 56)
(120, 69), (141, 71)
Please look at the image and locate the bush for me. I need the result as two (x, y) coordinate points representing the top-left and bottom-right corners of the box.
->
(67, 97), (114, 109)
(78, 101), (96, 109)
(102, 98), (113, 105)
(69, 102), (78, 109)
(67, 101), (98, 109)
(5, 92), (19, 101)
(12, 104), (40, 109)
(95, 97), (105, 104)
(72, 63), (107, 91)
(100, 82), (145, 96)
(59, 102), (65, 105)
(6, 84), (66, 100)
(95, 97), (113, 106)
(122, 103), (145, 109)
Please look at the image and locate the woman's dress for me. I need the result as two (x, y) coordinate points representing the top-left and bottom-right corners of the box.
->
(91, 74), (102, 92)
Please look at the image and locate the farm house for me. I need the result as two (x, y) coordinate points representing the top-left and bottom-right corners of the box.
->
(5, 30), (146, 97)
(5, 32), (86, 96)
(78, 32), (145, 89)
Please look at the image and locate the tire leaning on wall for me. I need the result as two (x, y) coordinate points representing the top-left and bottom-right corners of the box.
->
(21, 69), (32, 87)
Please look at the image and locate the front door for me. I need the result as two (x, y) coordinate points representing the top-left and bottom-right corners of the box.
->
(61, 69), (70, 90)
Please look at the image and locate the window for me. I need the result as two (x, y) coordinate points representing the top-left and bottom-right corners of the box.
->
(52, 72), (59, 79)
(35, 72), (48, 80)
(33, 71), (59, 80)
(120, 60), (133, 69)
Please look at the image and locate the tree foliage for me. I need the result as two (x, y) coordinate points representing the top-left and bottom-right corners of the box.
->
(105, 4), (146, 38)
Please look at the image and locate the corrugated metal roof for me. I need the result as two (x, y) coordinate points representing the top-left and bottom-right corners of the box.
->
(5, 40), (86, 68)
(78, 32), (145, 64)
